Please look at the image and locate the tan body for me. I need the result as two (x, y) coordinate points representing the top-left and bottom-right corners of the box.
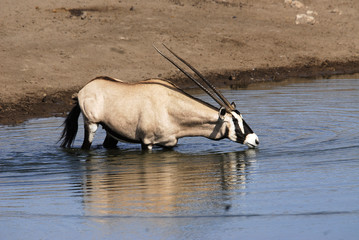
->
(76, 77), (230, 150)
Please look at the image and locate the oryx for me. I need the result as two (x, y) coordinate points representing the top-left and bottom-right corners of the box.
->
(60, 45), (259, 150)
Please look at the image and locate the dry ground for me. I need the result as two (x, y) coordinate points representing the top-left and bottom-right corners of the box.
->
(1, 0), (359, 124)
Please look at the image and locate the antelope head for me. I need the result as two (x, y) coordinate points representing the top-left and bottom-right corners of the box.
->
(154, 44), (259, 148)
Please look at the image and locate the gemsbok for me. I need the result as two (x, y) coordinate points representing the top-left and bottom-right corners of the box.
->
(60, 44), (259, 150)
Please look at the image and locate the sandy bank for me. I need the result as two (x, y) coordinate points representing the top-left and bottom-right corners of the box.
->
(1, 0), (359, 124)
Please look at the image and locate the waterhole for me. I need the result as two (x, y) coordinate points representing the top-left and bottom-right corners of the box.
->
(0, 78), (358, 239)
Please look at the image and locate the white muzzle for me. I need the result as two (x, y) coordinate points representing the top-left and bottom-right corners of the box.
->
(244, 133), (259, 148)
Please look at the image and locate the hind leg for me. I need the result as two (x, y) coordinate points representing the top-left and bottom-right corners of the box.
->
(103, 133), (119, 149)
(82, 121), (98, 149)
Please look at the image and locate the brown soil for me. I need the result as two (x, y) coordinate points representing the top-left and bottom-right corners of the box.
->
(1, 0), (359, 125)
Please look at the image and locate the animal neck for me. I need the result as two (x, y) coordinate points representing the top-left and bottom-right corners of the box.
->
(173, 102), (227, 140)
(181, 119), (227, 140)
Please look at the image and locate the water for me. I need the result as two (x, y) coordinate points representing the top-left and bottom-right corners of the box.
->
(1, 78), (359, 239)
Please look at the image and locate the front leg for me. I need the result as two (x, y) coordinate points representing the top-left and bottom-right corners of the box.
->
(141, 143), (153, 151)
(158, 137), (178, 149)
(140, 137), (178, 151)
(139, 130), (177, 151)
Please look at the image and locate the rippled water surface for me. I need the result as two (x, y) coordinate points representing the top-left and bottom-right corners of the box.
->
(1, 78), (359, 239)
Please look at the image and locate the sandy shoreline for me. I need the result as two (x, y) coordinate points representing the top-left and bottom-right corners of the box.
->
(1, 0), (359, 125)
(1, 60), (358, 125)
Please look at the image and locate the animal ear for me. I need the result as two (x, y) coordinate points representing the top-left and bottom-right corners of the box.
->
(219, 107), (226, 120)
(231, 102), (236, 109)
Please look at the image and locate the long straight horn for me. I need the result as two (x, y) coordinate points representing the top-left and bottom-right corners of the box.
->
(153, 45), (230, 111)
(162, 44), (235, 111)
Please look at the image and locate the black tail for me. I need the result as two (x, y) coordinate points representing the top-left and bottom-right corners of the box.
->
(59, 101), (81, 148)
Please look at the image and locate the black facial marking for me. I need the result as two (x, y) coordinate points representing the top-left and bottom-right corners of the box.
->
(242, 119), (254, 134)
(232, 114), (254, 144)
(232, 116), (245, 143)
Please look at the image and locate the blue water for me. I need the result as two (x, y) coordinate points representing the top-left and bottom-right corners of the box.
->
(1, 78), (358, 239)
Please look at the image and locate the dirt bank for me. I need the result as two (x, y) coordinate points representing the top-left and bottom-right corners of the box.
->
(1, 0), (359, 125)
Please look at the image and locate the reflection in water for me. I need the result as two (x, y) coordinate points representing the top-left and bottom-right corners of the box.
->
(81, 150), (257, 216)
(1, 78), (359, 239)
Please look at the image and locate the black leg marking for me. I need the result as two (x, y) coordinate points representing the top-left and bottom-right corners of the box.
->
(103, 134), (119, 149)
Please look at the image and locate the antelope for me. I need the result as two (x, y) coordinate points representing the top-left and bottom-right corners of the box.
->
(60, 44), (259, 150)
